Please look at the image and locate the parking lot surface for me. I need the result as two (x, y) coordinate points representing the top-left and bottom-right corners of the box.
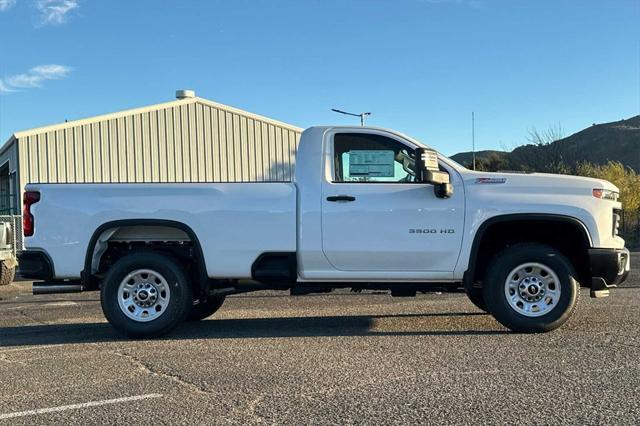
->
(0, 254), (638, 425)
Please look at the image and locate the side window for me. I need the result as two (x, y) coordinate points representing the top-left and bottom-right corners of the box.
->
(333, 133), (416, 183)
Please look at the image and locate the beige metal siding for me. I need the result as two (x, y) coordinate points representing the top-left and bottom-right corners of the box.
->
(16, 99), (301, 188)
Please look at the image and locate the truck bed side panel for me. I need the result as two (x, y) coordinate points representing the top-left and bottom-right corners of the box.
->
(25, 183), (297, 279)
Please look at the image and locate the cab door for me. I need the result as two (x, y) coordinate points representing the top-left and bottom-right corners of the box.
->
(320, 130), (464, 272)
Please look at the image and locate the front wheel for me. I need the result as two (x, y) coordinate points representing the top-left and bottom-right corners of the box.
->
(483, 243), (579, 333)
(465, 288), (488, 313)
(101, 252), (193, 338)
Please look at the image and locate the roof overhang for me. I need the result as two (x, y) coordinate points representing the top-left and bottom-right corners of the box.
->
(0, 135), (17, 157)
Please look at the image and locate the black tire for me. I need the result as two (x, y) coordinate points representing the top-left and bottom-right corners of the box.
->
(101, 252), (193, 338)
(187, 296), (225, 321)
(483, 243), (579, 333)
(465, 288), (488, 313)
(0, 261), (15, 287)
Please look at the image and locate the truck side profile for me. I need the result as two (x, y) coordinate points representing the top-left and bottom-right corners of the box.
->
(19, 126), (631, 337)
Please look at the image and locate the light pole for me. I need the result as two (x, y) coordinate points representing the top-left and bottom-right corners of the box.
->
(331, 108), (371, 126)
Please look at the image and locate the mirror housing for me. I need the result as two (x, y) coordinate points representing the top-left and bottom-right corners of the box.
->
(415, 148), (453, 199)
(435, 183), (453, 199)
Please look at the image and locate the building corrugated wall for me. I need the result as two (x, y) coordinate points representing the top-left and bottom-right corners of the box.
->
(13, 96), (302, 188)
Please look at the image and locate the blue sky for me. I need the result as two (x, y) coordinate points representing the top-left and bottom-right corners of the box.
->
(0, 0), (638, 156)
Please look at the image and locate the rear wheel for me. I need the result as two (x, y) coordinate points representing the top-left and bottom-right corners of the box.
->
(483, 243), (579, 333)
(101, 252), (192, 338)
(187, 296), (225, 321)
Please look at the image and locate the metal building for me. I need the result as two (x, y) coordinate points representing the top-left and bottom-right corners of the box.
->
(0, 90), (302, 215)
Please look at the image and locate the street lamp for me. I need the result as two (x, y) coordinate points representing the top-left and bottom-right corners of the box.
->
(331, 108), (371, 126)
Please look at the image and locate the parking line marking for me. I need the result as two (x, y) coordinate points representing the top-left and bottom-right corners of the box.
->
(0, 394), (162, 420)
(43, 301), (79, 307)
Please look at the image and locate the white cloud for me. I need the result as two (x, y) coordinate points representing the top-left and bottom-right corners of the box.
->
(30, 64), (72, 79)
(0, 0), (81, 25)
(0, 64), (72, 93)
(36, 0), (79, 25)
(0, 0), (16, 12)
(5, 73), (43, 88)
(0, 80), (16, 93)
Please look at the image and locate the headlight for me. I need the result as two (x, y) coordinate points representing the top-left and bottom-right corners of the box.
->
(613, 209), (621, 236)
(592, 188), (619, 201)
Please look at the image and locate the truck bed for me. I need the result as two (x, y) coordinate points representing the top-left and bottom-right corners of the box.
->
(26, 182), (297, 279)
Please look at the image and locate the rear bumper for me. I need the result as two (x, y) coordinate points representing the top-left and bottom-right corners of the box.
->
(18, 250), (84, 294)
(17, 250), (54, 280)
(589, 248), (630, 297)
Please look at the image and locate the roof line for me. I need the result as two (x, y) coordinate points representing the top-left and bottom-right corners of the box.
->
(10, 96), (302, 140)
(12, 98), (196, 139)
(194, 98), (303, 132)
(0, 135), (17, 157)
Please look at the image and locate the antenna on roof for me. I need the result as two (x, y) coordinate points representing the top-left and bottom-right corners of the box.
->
(472, 111), (476, 171)
(331, 108), (371, 126)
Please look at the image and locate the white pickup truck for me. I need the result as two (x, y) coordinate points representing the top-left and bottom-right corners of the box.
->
(18, 126), (630, 337)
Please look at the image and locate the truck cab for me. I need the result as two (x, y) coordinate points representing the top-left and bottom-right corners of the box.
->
(296, 126), (465, 281)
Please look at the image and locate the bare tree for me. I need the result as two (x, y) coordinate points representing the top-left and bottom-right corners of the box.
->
(511, 123), (572, 174)
(526, 123), (564, 146)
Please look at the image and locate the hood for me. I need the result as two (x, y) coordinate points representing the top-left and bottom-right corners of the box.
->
(461, 170), (619, 194)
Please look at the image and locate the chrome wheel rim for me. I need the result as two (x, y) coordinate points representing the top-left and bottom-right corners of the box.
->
(117, 269), (171, 322)
(504, 262), (561, 318)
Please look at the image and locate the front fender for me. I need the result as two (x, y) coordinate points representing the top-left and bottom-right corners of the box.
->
(454, 212), (593, 280)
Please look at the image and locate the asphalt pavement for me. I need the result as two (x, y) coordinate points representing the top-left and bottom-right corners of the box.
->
(0, 253), (638, 425)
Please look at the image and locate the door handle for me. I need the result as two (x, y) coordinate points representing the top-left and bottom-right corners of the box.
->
(327, 195), (356, 202)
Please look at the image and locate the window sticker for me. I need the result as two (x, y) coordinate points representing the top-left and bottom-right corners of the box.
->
(348, 150), (395, 177)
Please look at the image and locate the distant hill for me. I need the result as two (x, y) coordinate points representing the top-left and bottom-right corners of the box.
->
(449, 150), (506, 166)
(451, 115), (640, 172)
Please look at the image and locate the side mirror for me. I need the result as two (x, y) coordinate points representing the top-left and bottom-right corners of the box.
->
(435, 183), (453, 199)
(415, 148), (453, 199)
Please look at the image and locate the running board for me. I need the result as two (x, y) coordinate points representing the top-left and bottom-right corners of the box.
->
(207, 283), (275, 297)
(33, 281), (83, 295)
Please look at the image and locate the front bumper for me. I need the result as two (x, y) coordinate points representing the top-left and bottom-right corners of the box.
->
(589, 247), (630, 298)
